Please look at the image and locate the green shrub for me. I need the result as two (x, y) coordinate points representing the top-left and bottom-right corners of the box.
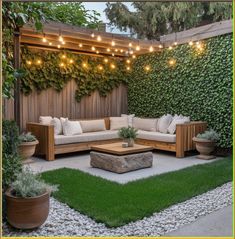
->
(128, 34), (232, 148)
(118, 126), (138, 139)
(11, 168), (58, 198)
(197, 129), (220, 141)
(19, 132), (37, 143)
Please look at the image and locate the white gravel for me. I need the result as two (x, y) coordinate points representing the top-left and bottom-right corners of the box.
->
(3, 182), (232, 237)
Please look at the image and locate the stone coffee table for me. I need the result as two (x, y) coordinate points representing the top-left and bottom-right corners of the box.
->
(90, 142), (153, 173)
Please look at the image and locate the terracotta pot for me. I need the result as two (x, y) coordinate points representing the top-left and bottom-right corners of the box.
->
(18, 140), (39, 160)
(193, 137), (216, 160)
(5, 189), (50, 229)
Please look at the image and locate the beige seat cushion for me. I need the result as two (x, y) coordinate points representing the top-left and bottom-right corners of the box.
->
(55, 130), (119, 145)
(133, 117), (158, 131)
(137, 130), (176, 143)
(80, 119), (106, 133)
(110, 117), (128, 130)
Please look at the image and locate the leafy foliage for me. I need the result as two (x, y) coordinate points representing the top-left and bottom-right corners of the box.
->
(19, 132), (37, 143)
(11, 167), (58, 198)
(197, 129), (220, 142)
(105, 2), (232, 39)
(21, 47), (128, 102)
(2, 120), (22, 190)
(128, 34), (232, 148)
(118, 127), (138, 140)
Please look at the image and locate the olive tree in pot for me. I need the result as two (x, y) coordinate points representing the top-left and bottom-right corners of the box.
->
(5, 168), (57, 229)
(18, 132), (39, 160)
(118, 126), (138, 147)
(193, 129), (220, 160)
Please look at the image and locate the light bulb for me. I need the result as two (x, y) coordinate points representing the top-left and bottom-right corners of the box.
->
(91, 46), (96, 51)
(62, 55), (66, 59)
(97, 36), (102, 41)
(159, 44), (163, 49)
(189, 41), (193, 46)
(27, 61), (32, 65)
(42, 37), (47, 43)
(145, 65), (150, 71)
(169, 59), (176, 66)
(69, 59), (74, 64)
(49, 42), (52, 46)
(57, 45), (61, 49)
(91, 33), (95, 38)
(132, 55), (136, 59)
(107, 48), (110, 52)
(110, 64), (115, 69)
(174, 42), (178, 46)
(129, 50), (133, 55)
(96, 50), (99, 54)
(82, 63), (87, 68)
(62, 41), (65, 45)
(126, 59), (131, 64)
(136, 45), (140, 51)
(126, 66), (131, 71)
(104, 58), (108, 63)
(120, 49), (124, 53)
(149, 46), (154, 52)
(115, 49), (118, 52)
(98, 65), (103, 70)
(60, 63), (65, 67)
(129, 43), (132, 47)
(112, 53), (115, 57)
(168, 46), (173, 50)
(79, 43), (83, 47)
(37, 60), (41, 64)
(59, 36), (63, 42)
(111, 40), (115, 46)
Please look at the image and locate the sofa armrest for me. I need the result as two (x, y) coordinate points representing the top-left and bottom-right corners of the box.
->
(26, 122), (55, 161)
(175, 121), (207, 157)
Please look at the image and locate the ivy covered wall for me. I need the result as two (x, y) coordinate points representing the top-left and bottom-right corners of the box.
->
(21, 47), (128, 102)
(128, 34), (232, 148)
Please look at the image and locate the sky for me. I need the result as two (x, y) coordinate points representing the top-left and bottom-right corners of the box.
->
(83, 2), (134, 35)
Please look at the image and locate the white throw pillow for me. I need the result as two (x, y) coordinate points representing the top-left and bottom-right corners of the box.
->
(110, 117), (128, 130)
(52, 117), (63, 135)
(133, 117), (158, 131)
(60, 117), (68, 125)
(167, 117), (190, 134)
(80, 119), (106, 132)
(62, 119), (83, 136)
(121, 114), (135, 127)
(157, 114), (173, 133)
(39, 116), (52, 125)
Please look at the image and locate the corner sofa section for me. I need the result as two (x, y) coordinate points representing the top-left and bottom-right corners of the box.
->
(27, 117), (207, 161)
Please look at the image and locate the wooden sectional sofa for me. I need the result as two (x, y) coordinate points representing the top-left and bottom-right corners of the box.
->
(27, 118), (207, 161)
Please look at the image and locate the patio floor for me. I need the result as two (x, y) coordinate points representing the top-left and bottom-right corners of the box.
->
(27, 151), (221, 184)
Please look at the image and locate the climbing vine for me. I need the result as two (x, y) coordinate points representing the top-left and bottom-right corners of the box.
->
(21, 47), (128, 102)
(128, 34), (232, 148)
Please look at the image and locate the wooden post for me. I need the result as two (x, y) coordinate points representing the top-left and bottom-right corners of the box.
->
(13, 29), (21, 128)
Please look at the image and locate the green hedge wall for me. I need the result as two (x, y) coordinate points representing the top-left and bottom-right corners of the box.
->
(21, 47), (128, 102)
(128, 34), (232, 148)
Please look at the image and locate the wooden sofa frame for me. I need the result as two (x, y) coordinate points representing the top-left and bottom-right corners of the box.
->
(27, 119), (207, 161)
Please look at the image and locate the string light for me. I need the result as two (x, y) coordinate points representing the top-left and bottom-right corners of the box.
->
(58, 35), (64, 42)
(57, 45), (61, 49)
(115, 49), (118, 52)
(120, 49), (124, 53)
(149, 46), (154, 52)
(26, 61), (32, 65)
(110, 63), (115, 69)
(62, 54), (66, 59)
(42, 34), (47, 43)
(129, 50), (134, 55)
(168, 46), (173, 50)
(126, 66), (131, 71)
(107, 48), (111, 52)
(60, 63), (65, 67)
(91, 33), (95, 38)
(136, 45), (140, 51)
(91, 46), (96, 51)
(97, 36), (102, 41)
(129, 43), (132, 47)
(132, 55), (136, 59)
(48, 42), (52, 46)
(145, 65), (150, 71)
(104, 58), (108, 63)
(126, 59), (131, 64)
(62, 41), (65, 45)
(79, 43), (83, 47)
(69, 59), (74, 64)
(112, 53), (115, 57)
(174, 42), (178, 46)
(196, 41), (200, 45)
(111, 40), (115, 46)
(189, 41), (193, 46)
(82, 62), (87, 68)
(36, 60), (42, 65)
(98, 65), (103, 70)
(169, 59), (176, 66)
(159, 44), (163, 49)
(96, 50), (99, 54)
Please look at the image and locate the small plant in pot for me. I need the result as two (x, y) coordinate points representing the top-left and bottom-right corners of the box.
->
(18, 132), (39, 160)
(5, 168), (57, 229)
(193, 129), (220, 160)
(118, 126), (138, 147)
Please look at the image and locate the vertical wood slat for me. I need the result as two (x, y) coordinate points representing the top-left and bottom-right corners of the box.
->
(4, 83), (128, 130)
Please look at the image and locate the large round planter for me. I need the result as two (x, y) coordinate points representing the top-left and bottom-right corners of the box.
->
(18, 140), (39, 160)
(5, 189), (50, 229)
(193, 137), (216, 160)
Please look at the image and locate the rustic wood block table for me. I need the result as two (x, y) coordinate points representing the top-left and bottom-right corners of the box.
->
(90, 142), (153, 174)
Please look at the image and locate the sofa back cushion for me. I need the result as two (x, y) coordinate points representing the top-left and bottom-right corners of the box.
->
(39, 116), (52, 125)
(79, 119), (106, 133)
(51, 117), (63, 135)
(110, 117), (128, 130)
(62, 119), (83, 136)
(121, 114), (135, 127)
(167, 116), (190, 134)
(133, 117), (158, 131)
(157, 114), (173, 133)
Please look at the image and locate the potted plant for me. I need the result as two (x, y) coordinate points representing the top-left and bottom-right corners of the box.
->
(193, 129), (220, 160)
(18, 132), (39, 160)
(118, 126), (138, 147)
(5, 168), (57, 229)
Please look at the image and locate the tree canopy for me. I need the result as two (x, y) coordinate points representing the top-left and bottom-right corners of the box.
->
(105, 2), (232, 40)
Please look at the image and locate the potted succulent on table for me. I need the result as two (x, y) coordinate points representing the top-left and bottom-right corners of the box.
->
(5, 168), (57, 229)
(18, 132), (39, 160)
(193, 129), (220, 160)
(118, 126), (138, 147)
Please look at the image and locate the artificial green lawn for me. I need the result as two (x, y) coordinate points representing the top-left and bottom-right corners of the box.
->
(42, 158), (232, 227)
